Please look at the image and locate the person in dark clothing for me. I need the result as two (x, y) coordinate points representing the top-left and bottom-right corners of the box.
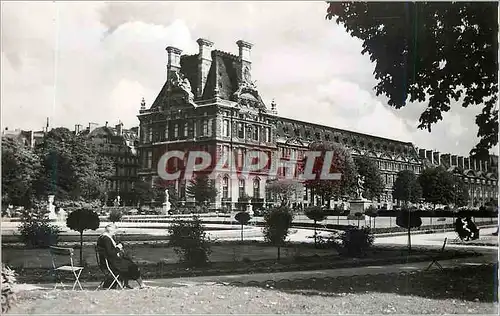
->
(96, 224), (147, 289)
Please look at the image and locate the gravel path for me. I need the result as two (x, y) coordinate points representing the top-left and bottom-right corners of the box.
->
(9, 284), (497, 315)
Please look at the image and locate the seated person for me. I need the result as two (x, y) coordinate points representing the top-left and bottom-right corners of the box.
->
(96, 224), (148, 289)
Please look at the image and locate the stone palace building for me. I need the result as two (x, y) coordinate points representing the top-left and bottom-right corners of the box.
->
(136, 38), (498, 210)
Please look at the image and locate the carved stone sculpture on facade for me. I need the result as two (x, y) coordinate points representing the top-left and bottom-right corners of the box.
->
(170, 71), (195, 105)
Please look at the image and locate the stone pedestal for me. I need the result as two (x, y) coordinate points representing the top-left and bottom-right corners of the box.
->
(163, 201), (171, 215)
(349, 199), (371, 216)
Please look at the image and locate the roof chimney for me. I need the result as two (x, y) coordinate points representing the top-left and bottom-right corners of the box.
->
(88, 122), (98, 133)
(140, 97), (146, 111)
(271, 99), (278, 115)
(166, 46), (182, 71)
(197, 38), (214, 98)
(433, 151), (440, 165)
(115, 122), (123, 136)
(75, 124), (82, 135)
(236, 40), (253, 63)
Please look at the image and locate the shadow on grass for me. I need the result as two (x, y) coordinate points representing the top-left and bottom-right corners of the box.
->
(227, 264), (498, 303)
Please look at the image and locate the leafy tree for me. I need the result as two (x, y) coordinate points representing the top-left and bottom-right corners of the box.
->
(234, 211), (251, 242)
(168, 216), (212, 267)
(1, 136), (40, 208)
(66, 208), (100, 265)
(131, 179), (155, 206)
(304, 206), (328, 248)
(454, 177), (470, 207)
(392, 170), (422, 205)
(418, 166), (455, 208)
(185, 174), (217, 208)
(354, 156), (384, 200)
(303, 142), (358, 207)
(327, 2), (498, 158)
(34, 128), (114, 202)
(265, 179), (302, 207)
(263, 206), (294, 261)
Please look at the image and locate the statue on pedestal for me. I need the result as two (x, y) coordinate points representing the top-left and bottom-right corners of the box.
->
(163, 189), (171, 215)
(47, 195), (57, 220)
(355, 175), (366, 200)
(114, 196), (121, 207)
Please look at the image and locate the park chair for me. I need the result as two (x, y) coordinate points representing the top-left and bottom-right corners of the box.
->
(95, 245), (124, 290)
(49, 246), (84, 290)
(426, 238), (447, 271)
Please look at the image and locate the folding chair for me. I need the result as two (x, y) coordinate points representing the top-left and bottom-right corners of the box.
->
(95, 245), (124, 290)
(49, 246), (84, 290)
(426, 238), (447, 271)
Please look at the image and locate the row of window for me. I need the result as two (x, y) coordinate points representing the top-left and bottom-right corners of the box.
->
(116, 167), (136, 177)
(221, 120), (272, 142)
(105, 180), (135, 191)
(221, 177), (260, 199)
(142, 119), (213, 143)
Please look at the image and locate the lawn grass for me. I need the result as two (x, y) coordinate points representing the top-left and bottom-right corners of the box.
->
(8, 265), (498, 315)
(4, 241), (481, 284)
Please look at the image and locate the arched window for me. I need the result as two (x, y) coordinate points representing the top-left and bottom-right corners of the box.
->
(253, 178), (260, 198)
(239, 178), (245, 198)
(222, 176), (229, 199)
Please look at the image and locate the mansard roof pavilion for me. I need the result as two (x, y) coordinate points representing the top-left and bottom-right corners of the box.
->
(140, 37), (421, 164)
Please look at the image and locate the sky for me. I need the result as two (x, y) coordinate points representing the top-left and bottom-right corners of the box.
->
(1, 1), (496, 157)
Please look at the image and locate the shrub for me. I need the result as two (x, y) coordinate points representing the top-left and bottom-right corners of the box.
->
(1, 263), (16, 314)
(109, 208), (123, 223)
(316, 231), (342, 249)
(168, 216), (212, 267)
(340, 226), (374, 257)
(18, 209), (60, 248)
(263, 206), (294, 261)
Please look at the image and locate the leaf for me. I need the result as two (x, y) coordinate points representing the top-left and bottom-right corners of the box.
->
(327, 2), (498, 157)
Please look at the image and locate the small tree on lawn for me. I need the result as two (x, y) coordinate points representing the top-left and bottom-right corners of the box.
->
(186, 174), (218, 210)
(109, 208), (122, 224)
(304, 206), (328, 248)
(66, 208), (100, 265)
(168, 216), (212, 267)
(265, 179), (302, 207)
(393, 170), (422, 253)
(263, 206), (294, 261)
(234, 211), (251, 242)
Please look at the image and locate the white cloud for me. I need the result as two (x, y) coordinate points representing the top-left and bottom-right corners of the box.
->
(1, 1), (495, 157)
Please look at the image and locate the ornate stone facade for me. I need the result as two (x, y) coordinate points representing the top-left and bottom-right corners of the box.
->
(79, 122), (139, 205)
(137, 38), (497, 210)
(418, 149), (498, 207)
